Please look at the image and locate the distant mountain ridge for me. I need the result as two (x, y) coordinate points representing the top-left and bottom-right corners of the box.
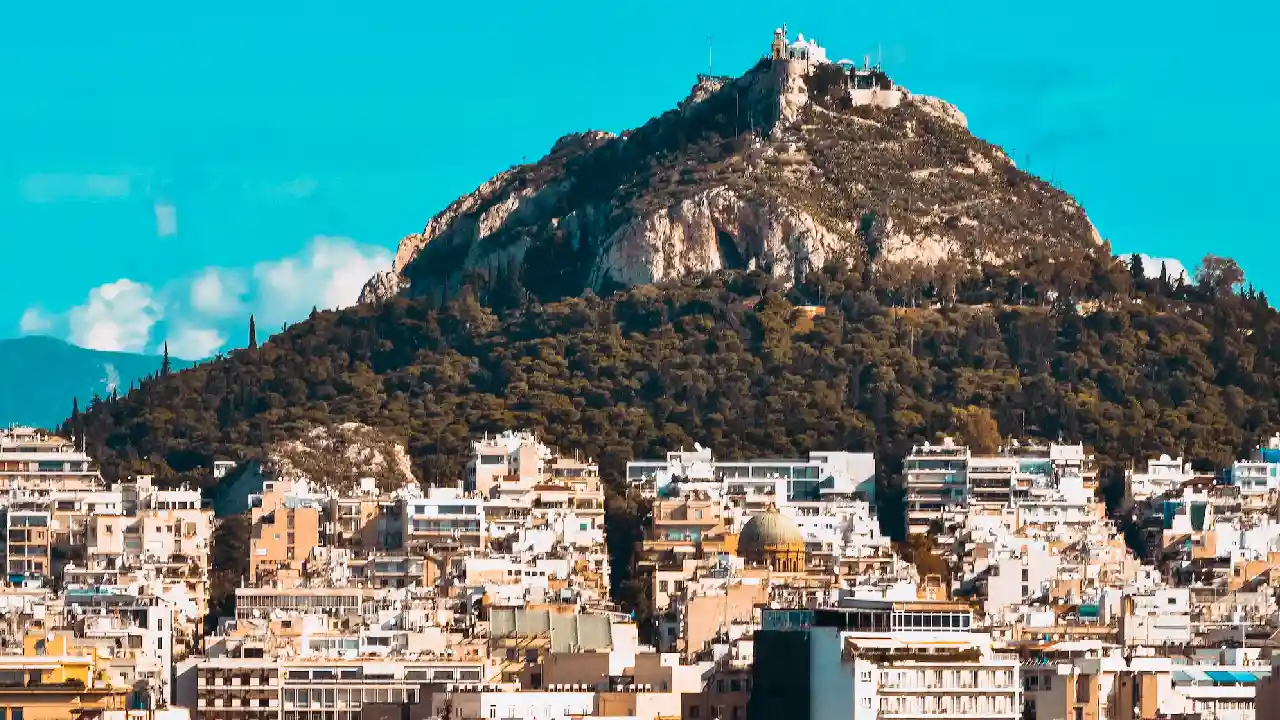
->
(0, 336), (195, 428)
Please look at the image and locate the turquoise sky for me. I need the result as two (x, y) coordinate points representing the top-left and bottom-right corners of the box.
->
(2, 2), (1276, 357)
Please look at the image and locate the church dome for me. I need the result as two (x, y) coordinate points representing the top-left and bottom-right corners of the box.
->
(738, 507), (805, 557)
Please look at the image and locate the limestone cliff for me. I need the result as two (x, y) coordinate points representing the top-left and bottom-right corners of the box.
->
(262, 422), (417, 493)
(360, 57), (1103, 305)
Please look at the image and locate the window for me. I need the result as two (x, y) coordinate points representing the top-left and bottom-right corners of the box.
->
(688, 707), (700, 719)
(1021, 569), (1029, 582)
(859, 670), (872, 682)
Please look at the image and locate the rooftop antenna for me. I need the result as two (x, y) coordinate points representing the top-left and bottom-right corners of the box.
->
(708, 34), (714, 76)
(877, 42), (883, 69)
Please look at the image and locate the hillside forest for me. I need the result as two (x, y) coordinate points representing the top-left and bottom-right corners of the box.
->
(66, 254), (1280, 619)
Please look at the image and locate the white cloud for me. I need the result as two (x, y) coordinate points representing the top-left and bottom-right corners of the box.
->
(67, 279), (163, 353)
(189, 268), (247, 318)
(1135, 254), (1189, 282)
(20, 173), (133, 203)
(154, 201), (178, 237)
(34, 235), (390, 358)
(19, 308), (54, 335)
(102, 363), (121, 394)
(252, 236), (391, 326)
(164, 325), (226, 360)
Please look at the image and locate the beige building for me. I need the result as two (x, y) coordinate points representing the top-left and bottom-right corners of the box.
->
(249, 484), (322, 584)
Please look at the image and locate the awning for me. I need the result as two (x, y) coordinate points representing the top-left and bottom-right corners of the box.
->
(1174, 669), (1209, 683)
(1205, 670), (1250, 684)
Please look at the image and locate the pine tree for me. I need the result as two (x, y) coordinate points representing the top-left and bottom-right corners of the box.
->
(1159, 262), (1169, 293)
(161, 343), (172, 376)
(249, 315), (258, 350)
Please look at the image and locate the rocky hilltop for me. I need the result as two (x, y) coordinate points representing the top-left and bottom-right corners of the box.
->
(365, 35), (1103, 304)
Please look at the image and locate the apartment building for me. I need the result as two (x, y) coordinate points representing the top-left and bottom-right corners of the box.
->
(3, 505), (51, 586)
(906, 439), (1097, 535)
(404, 487), (485, 551)
(904, 439), (970, 534)
(467, 431), (554, 497)
(1230, 437), (1280, 495)
(0, 632), (131, 719)
(0, 427), (103, 497)
(750, 600), (1019, 720)
(330, 486), (404, 551)
(1127, 454), (1195, 502)
(233, 587), (370, 622)
(197, 657), (489, 720)
(626, 446), (876, 502)
(249, 481), (323, 584)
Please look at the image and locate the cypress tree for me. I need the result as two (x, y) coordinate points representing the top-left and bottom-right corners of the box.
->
(249, 315), (258, 350)
(1129, 253), (1145, 283)
(161, 343), (172, 376)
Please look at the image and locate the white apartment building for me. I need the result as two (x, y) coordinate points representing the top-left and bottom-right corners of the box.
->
(980, 547), (1060, 616)
(1016, 475), (1100, 530)
(1128, 454), (1195, 501)
(443, 686), (596, 719)
(905, 439), (1094, 534)
(626, 445), (876, 502)
(904, 439), (970, 534)
(196, 656), (489, 720)
(0, 426), (103, 496)
(753, 600), (1019, 719)
(405, 487), (486, 550)
(1119, 588), (1193, 647)
(1231, 459), (1280, 495)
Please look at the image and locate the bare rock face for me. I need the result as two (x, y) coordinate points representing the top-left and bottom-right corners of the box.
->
(590, 187), (846, 288)
(361, 57), (1104, 305)
(907, 94), (969, 129)
(359, 268), (404, 304)
(264, 422), (417, 494)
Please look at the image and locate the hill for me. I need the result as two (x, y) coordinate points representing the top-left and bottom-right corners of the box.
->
(361, 50), (1106, 307)
(70, 265), (1280, 544)
(0, 336), (194, 428)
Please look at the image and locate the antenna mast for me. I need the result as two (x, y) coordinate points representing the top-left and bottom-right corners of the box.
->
(707, 34), (714, 76)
